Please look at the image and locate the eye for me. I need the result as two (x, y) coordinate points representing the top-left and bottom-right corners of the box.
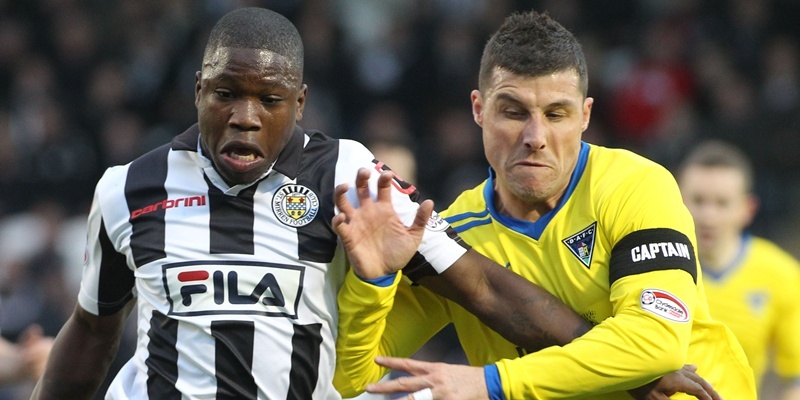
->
(215, 89), (234, 99)
(502, 107), (526, 119)
(261, 96), (283, 105)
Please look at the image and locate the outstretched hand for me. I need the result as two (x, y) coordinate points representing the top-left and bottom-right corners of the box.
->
(332, 168), (434, 280)
(628, 365), (721, 400)
(366, 356), (487, 400)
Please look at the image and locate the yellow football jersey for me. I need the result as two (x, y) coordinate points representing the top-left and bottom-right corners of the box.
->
(702, 235), (800, 388)
(335, 143), (756, 399)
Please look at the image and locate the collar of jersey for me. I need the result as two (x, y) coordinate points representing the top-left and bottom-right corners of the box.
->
(700, 232), (752, 282)
(482, 141), (590, 240)
(171, 124), (307, 194)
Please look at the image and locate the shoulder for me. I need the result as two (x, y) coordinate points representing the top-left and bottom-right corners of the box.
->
(588, 144), (675, 186)
(441, 181), (488, 219)
(586, 144), (680, 203)
(748, 236), (800, 274)
(585, 144), (692, 234)
(299, 129), (374, 164)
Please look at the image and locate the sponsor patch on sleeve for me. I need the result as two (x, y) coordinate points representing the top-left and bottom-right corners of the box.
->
(640, 289), (690, 323)
(426, 211), (449, 232)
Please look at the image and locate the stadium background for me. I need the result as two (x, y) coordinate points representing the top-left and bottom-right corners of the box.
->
(0, 0), (798, 398)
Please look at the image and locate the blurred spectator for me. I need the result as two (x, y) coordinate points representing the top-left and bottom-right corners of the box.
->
(676, 140), (800, 400)
(0, 324), (53, 386)
(607, 16), (696, 150)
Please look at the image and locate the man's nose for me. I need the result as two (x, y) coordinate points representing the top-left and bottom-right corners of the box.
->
(229, 99), (261, 130)
(521, 118), (546, 149)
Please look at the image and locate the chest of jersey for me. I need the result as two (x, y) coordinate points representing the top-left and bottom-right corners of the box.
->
(121, 171), (342, 325)
(465, 211), (613, 324)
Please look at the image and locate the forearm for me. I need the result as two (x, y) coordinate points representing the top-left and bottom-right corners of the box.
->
(335, 270), (400, 397)
(495, 270), (695, 398)
(32, 305), (130, 400)
(420, 250), (591, 351)
(495, 312), (684, 398)
(335, 270), (450, 397)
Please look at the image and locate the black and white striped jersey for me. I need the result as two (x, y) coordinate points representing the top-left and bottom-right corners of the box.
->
(77, 124), (468, 400)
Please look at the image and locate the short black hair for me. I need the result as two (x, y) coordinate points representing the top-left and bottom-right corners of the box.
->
(479, 11), (587, 97)
(203, 7), (304, 79)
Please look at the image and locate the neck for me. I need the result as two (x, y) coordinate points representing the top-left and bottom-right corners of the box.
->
(699, 234), (744, 272)
(493, 188), (558, 223)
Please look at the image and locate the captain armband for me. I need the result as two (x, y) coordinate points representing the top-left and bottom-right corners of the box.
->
(608, 228), (697, 285)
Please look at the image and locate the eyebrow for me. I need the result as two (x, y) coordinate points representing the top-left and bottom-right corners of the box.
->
(494, 92), (523, 105)
(495, 92), (577, 110)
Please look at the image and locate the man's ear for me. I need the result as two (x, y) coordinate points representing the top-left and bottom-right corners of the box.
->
(471, 90), (484, 127)
(194, 71), (203, 107)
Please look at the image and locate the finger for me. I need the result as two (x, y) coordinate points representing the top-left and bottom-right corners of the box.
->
(331, 212), (348, 236)
(376, 170), (395, 203)
(679, 380), (710, 400)
(679, 366), (718, 400)
(688, 374), (719, 400)
(367, 375), (430, 395)
(333, 183), (354, 216)
(374, 356), (429, 374)
(682, 364), (698, 373)
(410, 199), (434, 235)
(355, 167), (373, 204)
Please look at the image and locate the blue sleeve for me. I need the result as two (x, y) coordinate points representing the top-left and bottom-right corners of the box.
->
(360, 272), (398, 287)
(484, 364), (505, 400)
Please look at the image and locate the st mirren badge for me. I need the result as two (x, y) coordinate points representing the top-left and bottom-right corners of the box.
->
(272, 184), (319, 227)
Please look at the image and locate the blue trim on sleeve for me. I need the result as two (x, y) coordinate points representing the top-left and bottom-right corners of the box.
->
(361, 272), (398, 287)
(444, 208), (490, 224)
(484, 364), (505, 400)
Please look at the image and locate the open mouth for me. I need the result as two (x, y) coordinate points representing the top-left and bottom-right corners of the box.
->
(220, 143), (265, 172)
(228, 148), (258, 162)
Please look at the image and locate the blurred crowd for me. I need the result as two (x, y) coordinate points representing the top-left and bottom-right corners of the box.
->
(0, 0), (799, 398)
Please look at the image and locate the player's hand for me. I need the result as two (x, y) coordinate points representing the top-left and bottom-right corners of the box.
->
(18, 324), (54, 380)
(332, 168), (434, 280)
(627, 364), (721, 400)
(365, 356), (487, 400)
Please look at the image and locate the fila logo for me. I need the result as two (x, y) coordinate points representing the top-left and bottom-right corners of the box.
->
(130, 195), (206, 219)
(163, 261), (304, 318)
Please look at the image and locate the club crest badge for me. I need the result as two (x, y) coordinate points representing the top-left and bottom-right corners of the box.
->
(272, 184), (319, 227)
(563, 222), (597, 269)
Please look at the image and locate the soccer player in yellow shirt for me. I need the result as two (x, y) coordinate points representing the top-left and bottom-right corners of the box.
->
(333, 10), (756, 400)
(677, 140), (800, 399)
